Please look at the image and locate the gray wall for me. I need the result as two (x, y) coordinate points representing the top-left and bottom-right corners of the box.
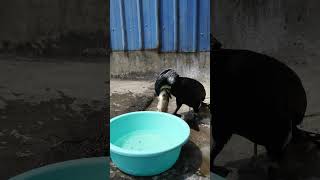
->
(111, 52), (210, 83)
(0, 0), (108, 56)
(213, 0), (320, 64)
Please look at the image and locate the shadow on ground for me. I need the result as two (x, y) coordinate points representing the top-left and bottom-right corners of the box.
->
(220, 137), (320, 180)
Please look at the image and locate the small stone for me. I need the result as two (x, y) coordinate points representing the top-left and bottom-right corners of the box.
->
(0, 132), (4, 136)
(0, 141), (7, 145)
(37, 121), (44, 125)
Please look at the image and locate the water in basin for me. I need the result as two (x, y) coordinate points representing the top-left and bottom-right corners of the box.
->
(114, 130), (174, 152)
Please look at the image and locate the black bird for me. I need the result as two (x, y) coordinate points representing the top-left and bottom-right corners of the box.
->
(210, 47), (320, 178)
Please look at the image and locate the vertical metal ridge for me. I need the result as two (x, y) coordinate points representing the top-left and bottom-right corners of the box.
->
(192, 0), (198, 52)
(110, 0), (126, 50)
(173, 0), (178, 52)
(141, 0), (158, 50)
(178, 0), (198, 52)
(176, 0), (180, 52)
(138, 0), (144, 49)
(160, 0), (178, 52)
(158, 0), (162, 51)
(155, 0), (159, 49)
(160, 0), (164, 51)
(198, 0), (210, 51)
(120, 0), (127, 50)
(195, 0), (199, 51)
(110, 0), (210, 52)
(136, 0), (142, 49)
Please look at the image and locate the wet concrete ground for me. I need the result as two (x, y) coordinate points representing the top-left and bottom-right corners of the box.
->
(110, 79), (211, 180)
(0, 55), (108, 179)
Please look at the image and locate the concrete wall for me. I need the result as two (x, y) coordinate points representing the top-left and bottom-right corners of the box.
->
(213, 0), (320, 64)
(0, 0), (108, 56)
(110, 52), (210, 83)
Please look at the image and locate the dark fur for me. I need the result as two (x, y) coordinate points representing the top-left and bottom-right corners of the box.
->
(170, 77), (206, 115)
(155, 69), (179, 96)
(211, 49), (307, 174)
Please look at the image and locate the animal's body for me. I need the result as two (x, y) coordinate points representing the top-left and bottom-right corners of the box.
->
(171, 77), (207, 115)
(211, 49), (307, 174)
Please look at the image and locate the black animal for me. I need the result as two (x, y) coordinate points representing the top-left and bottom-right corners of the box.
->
(211, 48), (310, 177)
(170, 76), (207, 116)
(154, 69), (207, 117)
(210, 34), (263, 162)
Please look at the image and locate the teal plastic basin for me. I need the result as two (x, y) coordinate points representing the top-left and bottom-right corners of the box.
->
(110, 111), (190, 176)
(212, 173), (226, 180)
(9, 157), (109, 180)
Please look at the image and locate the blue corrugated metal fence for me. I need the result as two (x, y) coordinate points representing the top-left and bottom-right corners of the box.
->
(110, 0), (210, 52)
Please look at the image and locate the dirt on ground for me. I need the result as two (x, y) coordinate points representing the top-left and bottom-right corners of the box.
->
(0, 56), (108, 179)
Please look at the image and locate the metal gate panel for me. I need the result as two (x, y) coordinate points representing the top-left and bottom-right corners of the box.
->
(110, 0), (210, 52)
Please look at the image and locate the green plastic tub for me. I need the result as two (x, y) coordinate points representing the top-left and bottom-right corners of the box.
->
(212, 173), (226, 180)
(9, 157), (108, 180)
(110, 111), (190, 176)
